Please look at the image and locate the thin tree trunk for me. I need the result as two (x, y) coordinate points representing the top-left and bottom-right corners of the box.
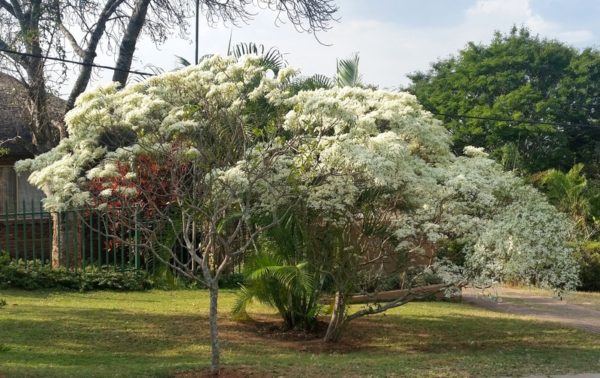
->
(112, 0), (151, 86)
(324, 290), (346, 342)
(50, 211), (64, 268)
(208, 280), (220, 375)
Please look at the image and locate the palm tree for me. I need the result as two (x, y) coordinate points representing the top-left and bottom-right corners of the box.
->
(231, 52), (366, 331)
(232, 214), (321, 331)
(536, 164), (591, 230)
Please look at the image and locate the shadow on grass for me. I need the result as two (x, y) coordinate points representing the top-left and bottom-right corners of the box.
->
(0, 302), (599, 377)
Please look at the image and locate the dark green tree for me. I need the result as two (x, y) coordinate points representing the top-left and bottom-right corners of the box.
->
(407, 27), (600, 175)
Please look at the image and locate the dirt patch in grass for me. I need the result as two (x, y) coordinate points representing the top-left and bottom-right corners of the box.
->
(174, 366), (268, 378)
(219, 314), (375, 353)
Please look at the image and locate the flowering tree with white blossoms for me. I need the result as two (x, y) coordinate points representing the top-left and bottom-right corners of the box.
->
(17, 55), (299, 374)
(263, 86), (579, 341)
(18, 55), (579, 356)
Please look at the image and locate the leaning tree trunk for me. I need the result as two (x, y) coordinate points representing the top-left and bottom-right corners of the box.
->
(112, 0), (151, 86)
(324, 290), (347, 342)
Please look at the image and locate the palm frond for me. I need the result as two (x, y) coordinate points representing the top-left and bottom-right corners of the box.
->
(287, 74), (334, 94)
(231, 285), (253, 320)
(228, 42), (286, 75)
(175, 55), (192, 68)
(336, 52), (361, 87)
(233, 237), (320, 330)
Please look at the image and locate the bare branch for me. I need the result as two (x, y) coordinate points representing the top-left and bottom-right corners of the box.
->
(0, 38), (28, 67)
(67, 0), (127, 110)
(0, 136), (22, 146)
(8, 0), (23, 20)
(58, 23), (85, 58)
(0, 0), (15, 17)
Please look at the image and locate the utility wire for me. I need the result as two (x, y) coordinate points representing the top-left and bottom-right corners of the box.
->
(2, 47), (600, 132)
(0, 47), (155, 77)
(430, 111), (600, 130)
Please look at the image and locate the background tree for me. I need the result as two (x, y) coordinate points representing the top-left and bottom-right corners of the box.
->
(534, 165), (600, 291)
(177, 40), (287, 76)
(407, 27), (600, 175)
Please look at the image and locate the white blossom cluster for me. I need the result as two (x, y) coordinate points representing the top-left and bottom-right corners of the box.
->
(274, 87), (578, 291)
(17, 55), (579, 291)
(16, 55), (291, 210)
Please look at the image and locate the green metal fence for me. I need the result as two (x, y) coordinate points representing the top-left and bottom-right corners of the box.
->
(1, 201), (246, 275)
(0, 200), (143, 272)
(2, 200), (51, 266)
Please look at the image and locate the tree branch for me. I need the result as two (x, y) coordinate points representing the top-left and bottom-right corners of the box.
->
(67, 0), (126, 110)
(58, 23), (85, 58)
(0, 0), (15, 16)
(345, 282), (465, 322)
(8, 0), (23, 20)
(112, 0), (151, 86)
(0, 38), (28, 67)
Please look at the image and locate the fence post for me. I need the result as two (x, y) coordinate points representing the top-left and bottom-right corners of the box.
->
(30, 199), (35, 266)
(134, 206), (140, 270)
(21, 200), (26, 267)
(3, 201), (8, 258)
(39, 201), (45, 266)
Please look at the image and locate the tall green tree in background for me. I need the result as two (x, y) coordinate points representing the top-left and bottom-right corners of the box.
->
(407, 27), (600, 175)
(534, 165), (600, 291)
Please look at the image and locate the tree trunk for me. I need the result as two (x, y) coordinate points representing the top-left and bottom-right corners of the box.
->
(24, 1), (59, 153)
(67, 0), (124, 110)
(208, 280), (220, 375)
(50, 211), (65, 268)
(112, 0), (151, 86)
(324, 290), (346, 342)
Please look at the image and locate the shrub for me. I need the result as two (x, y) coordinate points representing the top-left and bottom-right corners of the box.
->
(0, 252), (245, 291)
(577, 241), (600, 291)
(0, 298), (6, 308)
(0, 258), (154, 292)
(218, 272), (245, 289)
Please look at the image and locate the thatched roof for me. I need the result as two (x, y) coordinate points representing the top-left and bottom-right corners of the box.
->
(0, 72), (65, 159)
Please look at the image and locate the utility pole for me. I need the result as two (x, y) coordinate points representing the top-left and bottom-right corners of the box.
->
(195, 0), (200, 65)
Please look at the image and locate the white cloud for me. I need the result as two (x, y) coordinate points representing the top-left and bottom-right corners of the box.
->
(464, 0), (594, 45)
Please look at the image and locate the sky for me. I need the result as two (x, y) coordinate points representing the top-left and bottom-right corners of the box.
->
(82, 0), (600, 94)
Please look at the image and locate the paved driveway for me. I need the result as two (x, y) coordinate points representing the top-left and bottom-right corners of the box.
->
(462, 287), (600, 334)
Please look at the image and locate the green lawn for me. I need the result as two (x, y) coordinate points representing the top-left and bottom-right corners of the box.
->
(0, 290), (599, 377)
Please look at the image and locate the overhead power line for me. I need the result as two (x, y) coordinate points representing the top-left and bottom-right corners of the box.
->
(0, 48), (155, 77)
(1, 46), (599, 132)
(430, 111), (600, 130)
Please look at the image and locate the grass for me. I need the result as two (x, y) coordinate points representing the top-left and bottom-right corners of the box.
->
(0, 289), (598, 377)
